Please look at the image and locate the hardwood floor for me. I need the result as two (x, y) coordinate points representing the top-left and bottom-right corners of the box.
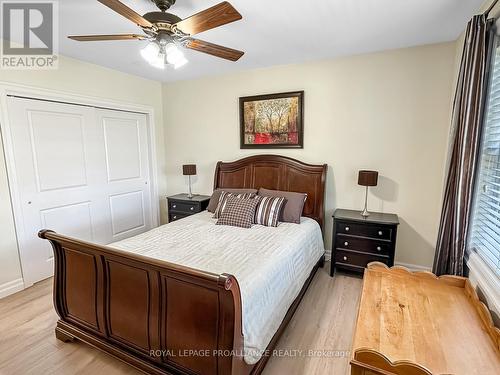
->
(0, 264), (362, 375)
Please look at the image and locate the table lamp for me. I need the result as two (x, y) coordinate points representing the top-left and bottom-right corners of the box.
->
(358, 170), (378, 217)
(183, 164), (196, 198)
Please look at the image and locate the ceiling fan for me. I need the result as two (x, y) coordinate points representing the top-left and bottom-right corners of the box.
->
(68, 0), (244, 70)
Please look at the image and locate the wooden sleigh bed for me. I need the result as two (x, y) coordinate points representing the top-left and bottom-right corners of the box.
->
(39, 155), (327, 375)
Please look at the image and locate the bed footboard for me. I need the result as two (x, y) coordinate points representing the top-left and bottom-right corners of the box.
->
(39, 230), (248, 375)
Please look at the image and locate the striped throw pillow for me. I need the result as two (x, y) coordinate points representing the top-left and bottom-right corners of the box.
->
(216, 196), (261, 228)
(213, 191), (256, 219)
(254, 196), (286, 227)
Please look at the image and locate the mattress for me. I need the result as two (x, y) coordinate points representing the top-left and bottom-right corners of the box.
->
(110, 210), (325, 364)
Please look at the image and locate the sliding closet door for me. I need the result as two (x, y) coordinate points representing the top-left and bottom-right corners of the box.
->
(6, 97), (153, 285)
(96, 109), (152, 242)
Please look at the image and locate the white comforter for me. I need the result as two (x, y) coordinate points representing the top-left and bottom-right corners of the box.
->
(110, 211), (324, 364)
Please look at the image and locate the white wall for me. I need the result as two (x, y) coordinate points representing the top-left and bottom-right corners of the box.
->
(0, 54), (166, 292)
(162, 42), (456, 269)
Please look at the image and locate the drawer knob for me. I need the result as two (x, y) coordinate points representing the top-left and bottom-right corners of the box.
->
(172, 204), (177, 209)
(378, 230), (383, 236)
(190, 206), (194, 211)
(344, 241), (349, 247)
(377, 246), (382, 251)
(173, 216), (177, 219)
(343, 256), (348, 261)
(345, 226), (350, 232)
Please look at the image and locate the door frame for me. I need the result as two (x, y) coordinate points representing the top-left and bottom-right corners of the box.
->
(0, 81), (161, 289)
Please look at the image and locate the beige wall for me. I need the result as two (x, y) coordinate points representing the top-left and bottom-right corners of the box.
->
(0, 40), (457, 292)
(481, 0), (500, 17)
(0, 54), (166, 288)
(162, 42), (456, 269)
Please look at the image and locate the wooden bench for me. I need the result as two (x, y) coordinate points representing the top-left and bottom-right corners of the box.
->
(350, 262), (500, 375)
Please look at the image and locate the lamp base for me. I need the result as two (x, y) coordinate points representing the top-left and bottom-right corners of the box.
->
(187, 175), (194, 199)
(361, 186), (370, 217)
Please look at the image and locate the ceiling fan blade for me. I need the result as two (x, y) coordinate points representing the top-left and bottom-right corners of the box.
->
(186, 39), (244, 61)
(97, 0), (153, 28)
(175, 1), (242, 36)
(68, 34), (147, 41)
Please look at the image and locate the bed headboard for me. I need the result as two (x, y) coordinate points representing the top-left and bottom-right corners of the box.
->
(214, 155), (327, 231)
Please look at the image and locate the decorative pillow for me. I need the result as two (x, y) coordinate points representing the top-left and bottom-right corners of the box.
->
(258, 188), (307, 224)
(254, 196), (286, 227)
(212, 191), (257, 219)
(216, 196), (261, 228)
(207, 188), (258, 212)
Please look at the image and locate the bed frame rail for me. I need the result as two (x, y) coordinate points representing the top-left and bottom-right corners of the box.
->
(39, 229), (247, 375)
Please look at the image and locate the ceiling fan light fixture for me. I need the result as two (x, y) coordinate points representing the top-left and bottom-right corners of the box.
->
(150, 54), (166, 69)
(173, 55), (188, 69)
(141, 38), (188, 69)
(140, 41), (160, 64)
(165, 42), (179, 55)
(165, 42), (184, 65)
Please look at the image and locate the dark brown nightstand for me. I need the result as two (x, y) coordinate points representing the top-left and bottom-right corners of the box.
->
(330, 208), (399, 277)
(167, 194), (211, 222)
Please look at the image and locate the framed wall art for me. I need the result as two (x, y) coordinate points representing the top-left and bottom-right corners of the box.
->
(239, 91), (304, 149)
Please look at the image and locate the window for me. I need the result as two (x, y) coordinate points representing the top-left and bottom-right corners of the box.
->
(468, 41), (500, 276)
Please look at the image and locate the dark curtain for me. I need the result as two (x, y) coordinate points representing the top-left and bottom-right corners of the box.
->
(433, 15), (495, 276)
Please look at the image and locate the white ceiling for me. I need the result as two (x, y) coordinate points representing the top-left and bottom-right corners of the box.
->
(57, 0), (483, 82)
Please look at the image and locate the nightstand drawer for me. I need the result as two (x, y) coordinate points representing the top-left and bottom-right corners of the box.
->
(336, 222), (392, 241)
(335, 250), (389, 269)
(167, 194), (210, 223)
(336, 235), (391, 256)
(169, 212), (189, 222)
(169, 200), (199, 214)
(331, 209), (399, 277)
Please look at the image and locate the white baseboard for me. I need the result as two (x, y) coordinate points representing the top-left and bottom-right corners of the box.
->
(325, 249), (332, 261)
(394, 261), (431, 272)
(0, 278), (24, 299)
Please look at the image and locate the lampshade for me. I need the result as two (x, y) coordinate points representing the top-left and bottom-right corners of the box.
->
(182, 164), (197, 176)
(358, 170), (378, 187)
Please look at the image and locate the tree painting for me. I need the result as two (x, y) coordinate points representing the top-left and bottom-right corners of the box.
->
(241, 92), (303, 147)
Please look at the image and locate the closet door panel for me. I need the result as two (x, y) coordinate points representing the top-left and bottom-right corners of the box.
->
(7, 97), (107, 285)
(96, 109), (152, 242)
(6, 98), (154, 285)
